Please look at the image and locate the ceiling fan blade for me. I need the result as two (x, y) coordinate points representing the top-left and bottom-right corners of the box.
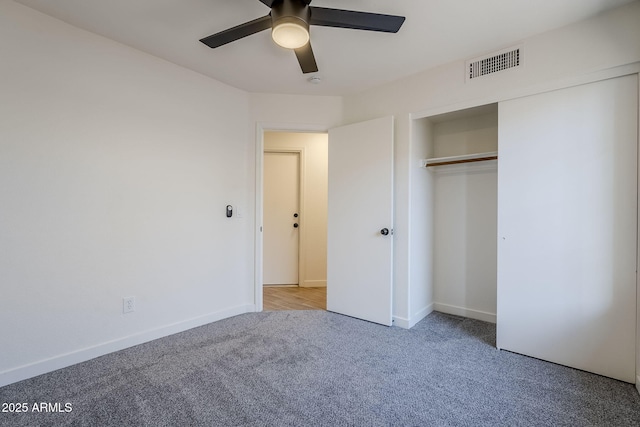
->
(309, 7), (405, 33)
(200, 15), (272, 49)
(294, 42), (318, 74)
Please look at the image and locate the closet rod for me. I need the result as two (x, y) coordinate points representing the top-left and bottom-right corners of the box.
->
(426, 155), (497, 167)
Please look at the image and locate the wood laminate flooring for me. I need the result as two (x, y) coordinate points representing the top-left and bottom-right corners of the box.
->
(263, 286), (326, 311)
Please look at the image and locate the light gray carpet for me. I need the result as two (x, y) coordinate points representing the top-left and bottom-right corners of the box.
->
(1, 311), (640, 426)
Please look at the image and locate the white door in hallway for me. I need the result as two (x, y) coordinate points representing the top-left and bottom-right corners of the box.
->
(497, 75), (638, 382)
(263, 151), (300, 285)
(327, 116), (394, 326)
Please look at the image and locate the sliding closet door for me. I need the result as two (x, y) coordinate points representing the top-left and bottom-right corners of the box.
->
(497, 75), (638, 383)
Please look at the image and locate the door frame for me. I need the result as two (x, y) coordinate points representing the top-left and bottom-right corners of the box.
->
(254, 122), (328, 312)
(263, 148), (304, 286)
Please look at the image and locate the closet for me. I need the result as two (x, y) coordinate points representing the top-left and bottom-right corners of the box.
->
(418, 103), (499, 323)
(413, 74), (638, 383)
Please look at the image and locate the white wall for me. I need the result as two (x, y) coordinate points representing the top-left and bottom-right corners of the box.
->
(433, 163), (498, 322)
(342, 1), (640, 327)
(250, 93), (343, 129)
(405, 117), (434, 327)
(0, 2), (253, 386)
(431, 111), (498, 158)
(264, 132), (328, 287)
(429, 111), (498, 322)
(344, 2), (640, 123)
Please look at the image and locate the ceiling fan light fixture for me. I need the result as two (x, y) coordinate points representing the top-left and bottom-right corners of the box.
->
(200, 0), (406, 74)
(272, 20), (309, 49)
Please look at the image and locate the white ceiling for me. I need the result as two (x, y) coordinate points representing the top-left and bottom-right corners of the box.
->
(15, 0), (636, 96)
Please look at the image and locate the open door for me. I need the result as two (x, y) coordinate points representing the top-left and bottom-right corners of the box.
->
(327, 116), (394, 326)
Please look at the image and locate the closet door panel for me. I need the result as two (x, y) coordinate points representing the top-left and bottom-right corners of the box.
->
(497, 75), (638, 382)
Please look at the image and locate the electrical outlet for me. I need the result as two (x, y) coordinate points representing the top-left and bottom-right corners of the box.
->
(123, 296), (135, 314)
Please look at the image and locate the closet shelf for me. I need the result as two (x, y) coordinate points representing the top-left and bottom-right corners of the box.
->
(422, 151), (498, 167)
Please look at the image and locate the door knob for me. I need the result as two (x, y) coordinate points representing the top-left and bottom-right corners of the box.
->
(380, 228), (389, 235)
(293, 223), (299, 228)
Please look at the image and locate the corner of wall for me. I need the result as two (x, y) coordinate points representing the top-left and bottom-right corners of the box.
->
(393, 304), (434, 329)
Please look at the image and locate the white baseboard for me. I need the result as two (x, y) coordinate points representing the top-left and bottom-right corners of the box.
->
(433, 302), (496, 324)
(409, 304), (434, 328)
(0, 304), (253, 388)
(393, 304), (434, 329)
(300, 280), (326, 287)
(392, 316), (410, 329)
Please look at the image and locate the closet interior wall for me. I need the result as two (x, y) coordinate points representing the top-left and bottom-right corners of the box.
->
(419, 104), (499, 323)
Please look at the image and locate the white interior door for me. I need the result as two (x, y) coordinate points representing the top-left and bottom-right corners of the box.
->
(263, 152), (300, 285)
(497, 75), (638, 382)
(327, 116), (394, 326)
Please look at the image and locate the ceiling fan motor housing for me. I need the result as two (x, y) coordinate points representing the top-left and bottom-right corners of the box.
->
(271, 0), (311, 31)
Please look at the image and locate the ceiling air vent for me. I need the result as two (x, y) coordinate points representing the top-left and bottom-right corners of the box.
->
(467, 46), (522, 81)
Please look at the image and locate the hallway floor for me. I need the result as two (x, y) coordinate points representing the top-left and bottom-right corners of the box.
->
(263, 286), (326, 311)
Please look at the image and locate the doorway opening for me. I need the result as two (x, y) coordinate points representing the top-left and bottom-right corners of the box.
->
(261, 131), (328, 311)
(255, 117), (395, 325)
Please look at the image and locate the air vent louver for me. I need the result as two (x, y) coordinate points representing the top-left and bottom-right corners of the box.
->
(467, 47), (521, 80)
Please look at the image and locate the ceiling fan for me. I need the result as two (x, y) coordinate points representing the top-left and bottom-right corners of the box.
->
(199, 0), (406, 74)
